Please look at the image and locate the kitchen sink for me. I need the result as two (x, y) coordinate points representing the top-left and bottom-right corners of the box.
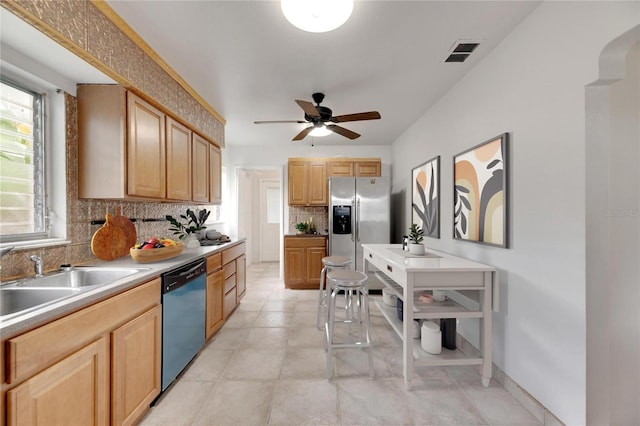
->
(0, 287), (84, 319)
(4, 266), (147, 289)
(0, 266), (148, 320)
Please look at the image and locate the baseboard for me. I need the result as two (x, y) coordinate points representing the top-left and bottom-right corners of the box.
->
(456, 334), (565, 426)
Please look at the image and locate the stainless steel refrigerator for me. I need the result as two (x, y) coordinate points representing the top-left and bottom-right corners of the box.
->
(328, 177), (390, 288)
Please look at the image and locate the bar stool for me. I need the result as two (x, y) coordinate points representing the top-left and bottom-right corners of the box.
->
(316, 256), (352, 330)
(325, 269), (374, 379)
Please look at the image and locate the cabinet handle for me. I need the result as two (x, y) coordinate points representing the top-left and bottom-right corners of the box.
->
(387, 265), (393, 272)
(369, 253), (372, 258)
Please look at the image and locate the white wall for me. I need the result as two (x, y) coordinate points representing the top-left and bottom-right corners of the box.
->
(390, 2), (639, 425)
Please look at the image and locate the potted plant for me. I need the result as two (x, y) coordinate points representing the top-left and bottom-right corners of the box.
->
(408, 223), (425, 255)
(166, 208), (210, 247)
(295, 222), (308, 235)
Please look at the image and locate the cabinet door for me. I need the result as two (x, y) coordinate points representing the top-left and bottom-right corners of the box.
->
(308, 161), (328, 205)
(288, 161), (308, 205)
(112, 305), (161, 426)
(284, 247), (306, 286)
(355, 161), (381, 177)
(236, 255), (246, 301)
(306, 247), (326, 285)
(192, 133), (210, 203)
(206, 269), (225, 339)
(7, 337), (109, 426)
(327, 161), (354, 177)
(209, 143), (222, 204)
(166, 117), (192, 201)
(127, 93), (166, 198)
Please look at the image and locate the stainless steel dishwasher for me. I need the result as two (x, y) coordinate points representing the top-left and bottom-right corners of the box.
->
(161, 258), (206, 391)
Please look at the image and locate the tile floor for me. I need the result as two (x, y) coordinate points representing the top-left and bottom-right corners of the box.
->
(140, 262), (541, 426)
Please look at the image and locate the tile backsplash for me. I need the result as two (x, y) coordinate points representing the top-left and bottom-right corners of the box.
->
(289, 206), (329, 234)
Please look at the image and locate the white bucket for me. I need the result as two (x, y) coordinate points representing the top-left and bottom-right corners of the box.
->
(421, 320), (442, 354)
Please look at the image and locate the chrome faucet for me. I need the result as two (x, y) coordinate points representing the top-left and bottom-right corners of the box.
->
(30, 255), (44, 278)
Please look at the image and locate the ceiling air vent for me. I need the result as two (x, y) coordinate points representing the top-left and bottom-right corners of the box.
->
(445, 41), (480, 63)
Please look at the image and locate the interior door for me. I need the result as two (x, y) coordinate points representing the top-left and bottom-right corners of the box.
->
(259, 179), (280, 262)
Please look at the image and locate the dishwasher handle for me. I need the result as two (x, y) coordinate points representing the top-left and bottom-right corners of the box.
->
(162, 259), (206, 294)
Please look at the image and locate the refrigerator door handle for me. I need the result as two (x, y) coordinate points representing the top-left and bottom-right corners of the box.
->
(356, 197), (361, 242)
(351, 197), (356, 242)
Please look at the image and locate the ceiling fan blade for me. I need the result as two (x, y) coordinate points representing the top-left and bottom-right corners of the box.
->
(295, 100), (320, 118)
(254, 120), (307, 124)
(331, 111), (381, 123)
(327, 124), (360, 140)
(292, 126), (314, 141)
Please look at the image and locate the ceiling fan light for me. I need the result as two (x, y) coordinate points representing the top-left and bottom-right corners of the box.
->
(309, 125), (332, 137)
(281, 0), (353, 33)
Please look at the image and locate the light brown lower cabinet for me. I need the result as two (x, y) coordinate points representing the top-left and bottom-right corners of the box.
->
(111, 305), (162, 426)
(7, 337), (110, 426)
(284, 236), (327, 289)
(206, 252), (225, 339)
(3, 279), (161, 426)
(222, 242), (247, 319)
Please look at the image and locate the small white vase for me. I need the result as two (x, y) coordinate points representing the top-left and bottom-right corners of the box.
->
(409, 243), (425, 255)
(184, 235), (201, 248)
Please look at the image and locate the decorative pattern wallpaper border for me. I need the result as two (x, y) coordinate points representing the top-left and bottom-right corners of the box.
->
(1, 0), (225, 146)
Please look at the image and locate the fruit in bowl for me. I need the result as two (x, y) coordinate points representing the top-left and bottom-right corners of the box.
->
(130, 237), (184, 263)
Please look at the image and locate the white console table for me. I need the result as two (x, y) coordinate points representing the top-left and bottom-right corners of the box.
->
(362, 244), (498, 389)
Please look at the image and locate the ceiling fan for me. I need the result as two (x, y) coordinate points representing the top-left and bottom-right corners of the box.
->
(254, 92), (381, 141)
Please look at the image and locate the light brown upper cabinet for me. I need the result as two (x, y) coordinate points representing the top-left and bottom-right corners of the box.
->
(166, 117), (192, 201)
(192, 133), (210, 203)
(288, 159), (327, 206)
(327, 159), (381, 177)
(209, 143), (222, 204)
(78, 85), (222, 204)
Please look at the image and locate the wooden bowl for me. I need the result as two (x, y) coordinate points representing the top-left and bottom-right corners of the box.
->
(130, 243), (184, 263)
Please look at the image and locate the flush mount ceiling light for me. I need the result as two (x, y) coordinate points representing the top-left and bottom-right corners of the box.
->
(309, 124), (332, 137)
(281, 0), (354, 33)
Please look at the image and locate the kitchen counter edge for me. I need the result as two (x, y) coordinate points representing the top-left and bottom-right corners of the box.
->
(0, 239), (246, 339)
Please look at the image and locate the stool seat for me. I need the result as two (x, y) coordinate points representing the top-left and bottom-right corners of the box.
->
(321, 256), (352, 267)
(325, 269), (374, 379)
(316, 256), (353, 330)
(327, 269), (367, 286)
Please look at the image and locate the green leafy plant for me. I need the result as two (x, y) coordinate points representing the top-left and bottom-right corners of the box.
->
(408, 223), (424, 244)
(295, 222), (308, 233)
(166, 208), (210, 240)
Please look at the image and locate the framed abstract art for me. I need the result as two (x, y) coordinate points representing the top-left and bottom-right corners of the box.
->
(453, 133), (508, 247)
(411, 156), (440, 238)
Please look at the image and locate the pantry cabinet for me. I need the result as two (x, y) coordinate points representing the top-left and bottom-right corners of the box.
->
(78, 85), (221, 204)
(284, 236), (327, 289)
(3, 279), (161, 426)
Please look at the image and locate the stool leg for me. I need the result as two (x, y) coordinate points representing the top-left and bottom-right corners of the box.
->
(362, 287), (374, 379)
(326, 283), (338, 379)
(316, 266), (328, 330)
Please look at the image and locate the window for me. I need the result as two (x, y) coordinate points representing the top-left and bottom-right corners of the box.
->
(0, 79), (47, 241)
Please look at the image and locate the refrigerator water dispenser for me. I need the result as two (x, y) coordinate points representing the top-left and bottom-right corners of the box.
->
(332, 205), (351, 234)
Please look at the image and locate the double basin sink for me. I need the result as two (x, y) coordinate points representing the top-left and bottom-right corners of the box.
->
(1, 267), (148, 321)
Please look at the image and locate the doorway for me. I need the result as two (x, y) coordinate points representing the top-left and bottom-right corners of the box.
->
(236, 168), (283, 268)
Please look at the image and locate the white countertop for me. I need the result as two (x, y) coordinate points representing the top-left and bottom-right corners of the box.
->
(362, 244), (495, 272)
(0, 239), (245, 338)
